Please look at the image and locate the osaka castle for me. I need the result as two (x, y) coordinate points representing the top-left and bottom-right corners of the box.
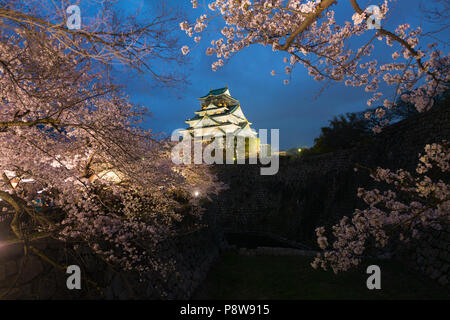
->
(181, 86), (257, 139)
(181, 86), (259, 158)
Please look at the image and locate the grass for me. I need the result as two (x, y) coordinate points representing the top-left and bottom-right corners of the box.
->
(193, 252), (450, 300)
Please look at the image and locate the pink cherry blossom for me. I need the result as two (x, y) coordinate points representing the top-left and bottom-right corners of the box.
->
(313, 142), (450, 273)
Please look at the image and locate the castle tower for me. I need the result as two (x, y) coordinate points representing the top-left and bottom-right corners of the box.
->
(181, 86), (257, 139)
(181, 87), (259, 158)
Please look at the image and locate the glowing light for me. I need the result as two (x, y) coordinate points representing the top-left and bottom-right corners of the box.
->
(194, 191), (200, 197)
(11, 179), (18, 188)
(89, 170), (122, 183)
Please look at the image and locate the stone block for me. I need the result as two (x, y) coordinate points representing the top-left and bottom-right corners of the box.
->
(439, 250), (448, 261)
(430, 269), (441, 280)
(438, 275), (448, 286)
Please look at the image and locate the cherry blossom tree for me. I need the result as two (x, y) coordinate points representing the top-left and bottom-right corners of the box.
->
(312, 142), (449, 273)
(0, 1), (223, 288)
(1, 0), (185, 83)
(181, 0), (449, 130)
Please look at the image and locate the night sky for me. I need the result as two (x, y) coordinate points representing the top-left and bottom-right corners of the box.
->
(109, 0), (447, 150)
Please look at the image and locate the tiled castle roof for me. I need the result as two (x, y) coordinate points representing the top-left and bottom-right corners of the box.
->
(199, 87), (229, 99)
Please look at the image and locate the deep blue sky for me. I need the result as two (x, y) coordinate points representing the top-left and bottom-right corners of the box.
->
(109, 0), (448, 150)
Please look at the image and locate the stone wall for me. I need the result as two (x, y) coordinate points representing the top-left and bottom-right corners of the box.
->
(0, 211), (224, 299)
(207, 102), (450, 286)
(402, 225), (450, 287)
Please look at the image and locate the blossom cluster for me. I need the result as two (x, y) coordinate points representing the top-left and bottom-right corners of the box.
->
(181, 0), (449, 128)
(0, 27), (224, 276)
(311, 142), (450, 273)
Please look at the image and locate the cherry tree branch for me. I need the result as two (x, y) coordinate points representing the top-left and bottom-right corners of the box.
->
(278, 0), (337, 51)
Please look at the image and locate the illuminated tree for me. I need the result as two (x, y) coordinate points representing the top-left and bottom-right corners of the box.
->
(0, 1), (223, 282)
